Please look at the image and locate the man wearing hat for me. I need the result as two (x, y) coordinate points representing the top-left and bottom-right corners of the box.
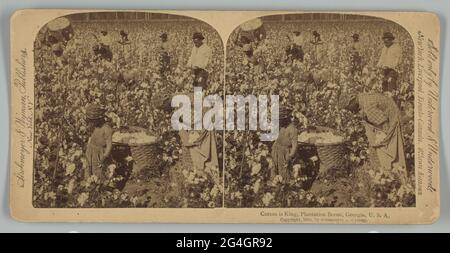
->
(118, 30), (131, 58)
(310, 30), (324, 65)
(377, 32), (403, 92)
(93, 30), (113, 62)
(350, 33), (363, 75)
(239, 36), (264, 69)
(159, 33), (171, 75)
(286, 31), (305, 63)
(187, 32), (212, 89)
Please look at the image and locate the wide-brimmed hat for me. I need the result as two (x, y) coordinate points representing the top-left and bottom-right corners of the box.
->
(352, 33), (359, 39)
(160, 33), (168, 39)
(382, 32), (395, 40)
(192, 32), (205, 40)
(85, 103), (106, 120)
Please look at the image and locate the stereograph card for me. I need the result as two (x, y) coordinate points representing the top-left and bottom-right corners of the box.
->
(9, 10), (440, 223)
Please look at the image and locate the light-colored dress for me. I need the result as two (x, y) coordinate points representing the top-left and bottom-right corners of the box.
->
(358, 93), (406, 173)
(180, 130), (219, 179)
(271, 124), (298, 182)
(85, 124), (113, 181)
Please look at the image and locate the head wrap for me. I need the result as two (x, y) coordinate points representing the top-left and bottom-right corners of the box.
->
(85, 103), (106, 120)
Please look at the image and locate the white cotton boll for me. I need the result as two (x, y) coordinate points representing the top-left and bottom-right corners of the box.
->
(362, 67), (369, 75)
(108, 164), (117, 170)
(293, 164), (302, 178)
(65, 163), (76, 176)
(107, 164), (116, 178)
(74, 150), (82, 158)
(253, 179), (261, 194)
(260, 150), (268, 157)
(112, 132), (121, 142)
(77, 192), (89, 207)
(67, 179), (75, 194)
(273, 175), (283, 185)
(262, 192), (274, 206)
(251, 163), (262, 176)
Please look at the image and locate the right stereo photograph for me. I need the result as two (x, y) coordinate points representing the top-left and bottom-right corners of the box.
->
(224, 13), (415, 208)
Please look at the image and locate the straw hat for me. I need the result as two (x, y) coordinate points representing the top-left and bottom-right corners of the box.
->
(382, 32), (395, 40)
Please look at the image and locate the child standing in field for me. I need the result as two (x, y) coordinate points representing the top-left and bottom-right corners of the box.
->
(84, 103), (113, 183)
(271, 107), (298, 183)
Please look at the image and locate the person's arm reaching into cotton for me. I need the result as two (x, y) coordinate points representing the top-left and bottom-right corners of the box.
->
(377, 46), (387, 68)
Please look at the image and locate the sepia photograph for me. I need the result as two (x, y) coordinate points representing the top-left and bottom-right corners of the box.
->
(224, 13), (415, 208)
(32, 12), (224, 208)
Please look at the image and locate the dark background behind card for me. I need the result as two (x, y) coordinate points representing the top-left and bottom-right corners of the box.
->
(0, 0), (448, 232)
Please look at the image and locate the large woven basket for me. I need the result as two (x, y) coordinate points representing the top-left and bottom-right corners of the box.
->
(111, 126), (160, 174)
(298, 126), (348, 173)
(180, 146), (194, 170)
(315, 142), (348, 173)
(128, 143), (160, 173)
